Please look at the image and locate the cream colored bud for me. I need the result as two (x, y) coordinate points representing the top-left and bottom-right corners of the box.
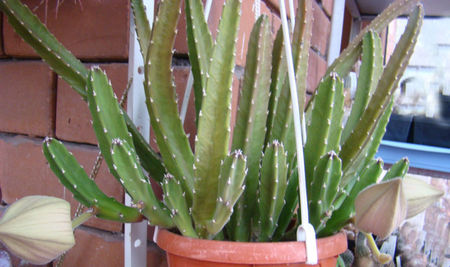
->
(0, 196), (75, 265)
(355, 178), (407, 239)
(402, 176), (444, 219)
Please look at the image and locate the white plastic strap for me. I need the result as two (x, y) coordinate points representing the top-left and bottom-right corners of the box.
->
(153, 226), (160, 243)
(253, 0), (261, 19)
(278, 0), (317, 264)
(180, 0), (213, 124)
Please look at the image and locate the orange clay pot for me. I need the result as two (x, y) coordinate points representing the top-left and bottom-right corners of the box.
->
(156, 229), (347, 267)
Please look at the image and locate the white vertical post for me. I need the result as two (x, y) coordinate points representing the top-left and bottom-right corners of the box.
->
(125, 1), (154, 266)
(327, 0), (346, 66)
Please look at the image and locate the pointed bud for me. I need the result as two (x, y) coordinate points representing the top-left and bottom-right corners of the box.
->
(355, 178), (407, 239)
(0, 196), (75, 264)
(402, 177), (443, 219)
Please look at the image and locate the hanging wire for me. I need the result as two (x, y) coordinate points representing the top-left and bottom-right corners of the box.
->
(278, 0), (318, 264)
(180, 0), (213, 124)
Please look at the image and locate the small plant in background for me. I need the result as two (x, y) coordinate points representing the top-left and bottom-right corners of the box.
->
(0, 0), (443, 265)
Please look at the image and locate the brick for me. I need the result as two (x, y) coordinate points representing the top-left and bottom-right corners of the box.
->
(172, 0), (222, 55)
(311, 1), (331, 57)
(236, 0), (258, 66)
(321, 0), (334, 17)
(3, 0), (129, 60)
(58, 227), (167, 267)
(264, 0), (298, 18)
(172, 0), (261, 67)
(0, 13), (4, 57)
(271, 9), (282, 35)
(55, 63), (128, 145)
(0, 61), (55, 137)
(307, 49), (327, 94)
(0, 135), (124, 232)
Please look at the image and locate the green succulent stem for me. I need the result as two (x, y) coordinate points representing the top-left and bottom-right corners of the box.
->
(72, 210), (96, 229)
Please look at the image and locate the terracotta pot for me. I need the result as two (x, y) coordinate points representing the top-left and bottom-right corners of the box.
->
(156, 229), (347, 267)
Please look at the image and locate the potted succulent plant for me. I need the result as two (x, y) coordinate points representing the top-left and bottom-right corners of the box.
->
(0, 0), (443, 266)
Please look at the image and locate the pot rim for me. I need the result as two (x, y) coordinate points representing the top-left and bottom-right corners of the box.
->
(156, 228), (347, 264)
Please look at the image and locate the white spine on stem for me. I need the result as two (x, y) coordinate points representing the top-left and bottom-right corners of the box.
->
(278, 0), (317, 264)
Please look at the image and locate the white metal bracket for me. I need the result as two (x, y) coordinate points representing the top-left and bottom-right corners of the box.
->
(125, 1), (154, 266)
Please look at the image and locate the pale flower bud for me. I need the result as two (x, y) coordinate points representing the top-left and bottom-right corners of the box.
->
(403, 177), (444, 219)
(355, 178), (407, 239)
(0, 196), (75, 265)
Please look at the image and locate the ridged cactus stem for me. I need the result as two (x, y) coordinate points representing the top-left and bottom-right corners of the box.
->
(206, 151), (247, 238)
(111, 139), (174, 227)
(324, 0), (420, 79)
(257, 141), (287, 241)
(192, 0), (241, 233)
(308, 152), (342, 229)
(341, 31), (383, 144)
(340, 5), (423, 172)
(319, 159), (383, 236)
(145, 0), (195, 203)
(185, 0), (214, 119)
(43, 138), (143, 223)
(162, 174), (197, 238)
(304, 73), (344, 180)
(130, 0), (152, 60)
(228, 15), (272, 241)
(86, 67), (134, 183)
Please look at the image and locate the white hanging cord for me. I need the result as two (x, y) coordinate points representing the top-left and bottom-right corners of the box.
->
(180, 0), (213, 124)
(288, 0), (307, 146)
(278, 0), (317, 264)
(253, 0), (261, 20)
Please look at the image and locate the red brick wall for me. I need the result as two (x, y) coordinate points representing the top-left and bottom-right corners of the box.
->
(0, 1), (333, 266)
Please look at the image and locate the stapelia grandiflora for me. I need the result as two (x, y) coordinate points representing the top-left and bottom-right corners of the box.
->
(355, 177), (443, 239)
(403, 176), (444, 218)
(354, 178), (407, 239)
(0, 196), (75, 264)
